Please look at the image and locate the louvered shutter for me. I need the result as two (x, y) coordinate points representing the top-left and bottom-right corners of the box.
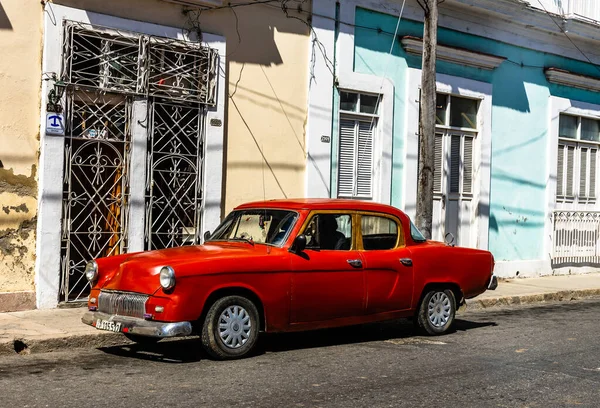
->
(591, 149), (597, 198)
(433, 133), (443, 193)
(463, 136), (473, 194)
(557, 144), (565, 196)
(356, 121), (374, 197)
(580, 147), (589, 198)
(450, 135), (461, 193)
(566, 145), (575, 197)
(338, 119), (356, 198)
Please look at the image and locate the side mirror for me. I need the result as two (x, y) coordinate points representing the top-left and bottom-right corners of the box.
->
(203, 231), (211, 242)
(290, 235), (307, 253)
(444, 232), (455, 247)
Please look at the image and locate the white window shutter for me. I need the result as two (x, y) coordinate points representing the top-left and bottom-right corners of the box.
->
(566, 145), (575, 197)
(356, 121), (374, 198)
(338, 119), (356, 198)
(591, 149), (597, 198)
(450, 135), (461, 193)
(580, 147), (588, 198)
(463, 136), (473, 194)
(434, 133), (443, 193)
(557, 144), (565, 196)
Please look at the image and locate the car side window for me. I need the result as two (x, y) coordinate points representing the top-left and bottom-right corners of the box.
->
(304, 214), (352, 251)
(361, 215), (398, 250)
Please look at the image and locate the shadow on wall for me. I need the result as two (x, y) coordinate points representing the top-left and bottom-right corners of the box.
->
(74, 0), (310, 67)
(0, 2), (12, 30)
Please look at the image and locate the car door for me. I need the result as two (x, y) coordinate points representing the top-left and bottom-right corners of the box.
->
(359, 213), (414, 314)
(290, 212), (365, 324)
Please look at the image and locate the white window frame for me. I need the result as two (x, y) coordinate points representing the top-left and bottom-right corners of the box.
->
(556, 113), (599, 205)
(337, 90), (380, 200)
(405, 70), (492, 250)
(434, 92), (479, 200)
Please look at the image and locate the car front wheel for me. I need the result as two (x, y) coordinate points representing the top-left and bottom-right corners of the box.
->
(416, 288), (456, 335)
(201, 295), (260, 360)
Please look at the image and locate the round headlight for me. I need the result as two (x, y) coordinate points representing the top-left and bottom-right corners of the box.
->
(85, 260), (98, 282)
(159, 266), (176, 290)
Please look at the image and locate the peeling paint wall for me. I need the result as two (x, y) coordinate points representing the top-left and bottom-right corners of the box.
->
(0, 0), (42, 306)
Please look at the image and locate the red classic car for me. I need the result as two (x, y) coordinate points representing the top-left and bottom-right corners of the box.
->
(82, 199), (497, 359)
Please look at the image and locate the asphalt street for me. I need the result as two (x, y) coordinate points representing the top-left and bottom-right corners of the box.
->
(1, 300), (600, 408)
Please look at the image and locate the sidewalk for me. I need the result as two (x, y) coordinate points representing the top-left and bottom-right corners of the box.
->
(2, 273), (600, 356)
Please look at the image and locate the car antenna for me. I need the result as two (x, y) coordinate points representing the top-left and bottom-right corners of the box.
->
(262, 144), (270, 254)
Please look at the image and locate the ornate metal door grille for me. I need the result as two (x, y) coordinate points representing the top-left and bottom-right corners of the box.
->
(61, 89), (131, 302)
(146, 100), (205, 249)
(58, 21), (217, 302)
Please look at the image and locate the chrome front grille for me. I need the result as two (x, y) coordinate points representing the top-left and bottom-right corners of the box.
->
(98, 290), (149, 318)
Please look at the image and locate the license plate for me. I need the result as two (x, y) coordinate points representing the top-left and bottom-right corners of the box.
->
(95, 319), (122, 333)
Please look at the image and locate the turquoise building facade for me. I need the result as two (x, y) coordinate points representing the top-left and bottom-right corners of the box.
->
(306, 0), (600, 277)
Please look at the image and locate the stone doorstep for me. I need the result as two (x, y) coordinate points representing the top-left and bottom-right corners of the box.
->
(0, 291), (36, 313)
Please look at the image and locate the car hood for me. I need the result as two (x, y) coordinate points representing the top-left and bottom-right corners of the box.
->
(98, 242), (278, 293)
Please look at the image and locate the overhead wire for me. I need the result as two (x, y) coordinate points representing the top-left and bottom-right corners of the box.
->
(536, 0), (600, 77)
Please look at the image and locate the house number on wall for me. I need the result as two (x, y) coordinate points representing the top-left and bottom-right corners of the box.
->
(210, 118), (222, 127)
(321, 135), (331, 143)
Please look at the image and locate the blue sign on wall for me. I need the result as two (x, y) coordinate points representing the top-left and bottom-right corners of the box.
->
(46, 112), (65, 136)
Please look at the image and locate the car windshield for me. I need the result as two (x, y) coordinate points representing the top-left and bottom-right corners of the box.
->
(207, 209), (298, 247)
(410, 219), (427, 242)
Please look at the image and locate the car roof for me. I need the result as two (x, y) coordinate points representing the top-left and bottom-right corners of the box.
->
(235, 198), (406, 216)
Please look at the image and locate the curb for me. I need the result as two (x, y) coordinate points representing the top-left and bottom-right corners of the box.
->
(0, 332), (127, 356)
(3, 289), (600, 356)
(465, 288), (600, 310)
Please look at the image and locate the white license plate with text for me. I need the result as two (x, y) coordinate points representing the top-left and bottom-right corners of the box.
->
(96, 319), (122, 333)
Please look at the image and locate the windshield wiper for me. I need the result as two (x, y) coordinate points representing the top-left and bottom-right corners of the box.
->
(228, 237), (255, 246)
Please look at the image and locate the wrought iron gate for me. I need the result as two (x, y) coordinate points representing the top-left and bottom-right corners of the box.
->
(146, 100), (205, 250)
(59, 21), (217, 302)
(61, 89), (131, 301)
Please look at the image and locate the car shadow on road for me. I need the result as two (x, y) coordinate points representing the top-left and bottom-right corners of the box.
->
(259, 318), (497, 354)
(98, 318), (496, 363)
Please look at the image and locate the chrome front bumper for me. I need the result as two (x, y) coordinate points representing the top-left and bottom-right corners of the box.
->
(82, 311), (192, 338)
(488, 275), (498, 291)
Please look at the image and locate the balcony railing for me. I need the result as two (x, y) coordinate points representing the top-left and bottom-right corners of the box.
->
(552, 210), (600, 265)
(532, 0), (600, 23)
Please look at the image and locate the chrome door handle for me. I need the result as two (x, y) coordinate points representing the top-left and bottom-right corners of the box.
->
(347, 259), (363, 268)
(400, 258), (413, 267)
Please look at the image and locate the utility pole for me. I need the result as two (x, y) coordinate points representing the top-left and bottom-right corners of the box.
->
(415, 0), (439, 239)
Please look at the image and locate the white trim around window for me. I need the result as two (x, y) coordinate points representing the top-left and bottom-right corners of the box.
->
(334, 74), (394, 204)
(405, 69), (492, 250)
(545, 96), (600, 262)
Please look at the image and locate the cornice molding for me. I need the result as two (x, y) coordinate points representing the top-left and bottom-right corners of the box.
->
(545, 67), (600, 92)
(400, 36), (507, 70)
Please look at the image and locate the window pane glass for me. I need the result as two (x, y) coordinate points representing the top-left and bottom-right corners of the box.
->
(360, 94), (379, 114)
(209, 209), (297, 246)
(581, 118), (600, 142)
(450, 97), (478, 129)
(305, 214), (352, 251)
(340, 91), (358, 112)
(559, 115), (577, 139)
(436, 93), (448, 125)
(361, 216), (398, 250)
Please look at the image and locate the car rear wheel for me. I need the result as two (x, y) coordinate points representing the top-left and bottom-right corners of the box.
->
(124, 333), (161, 345)
(416, 288), (456, 335)
(201, 295), (260, 360)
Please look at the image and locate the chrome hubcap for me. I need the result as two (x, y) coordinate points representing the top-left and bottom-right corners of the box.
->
(428, 292), (451, 327)
(218, 305), (252, 349)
